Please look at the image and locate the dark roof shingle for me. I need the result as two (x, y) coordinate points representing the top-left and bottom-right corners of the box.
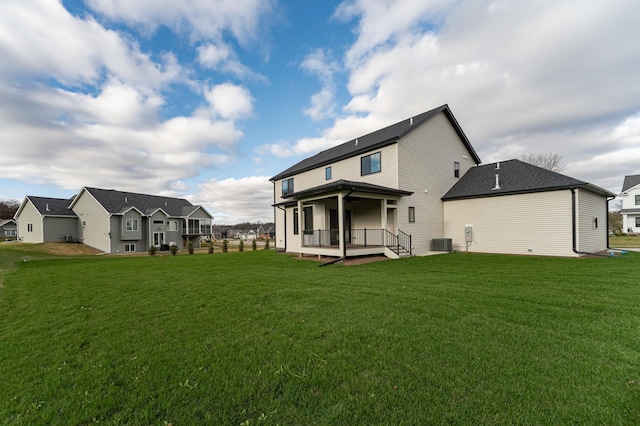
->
(270, 104), (480, 181)
(442, 160), (614, 200)
(622, 174), (640, 192)
(82, 187), (204, 217)
(27, 196), (77, 216)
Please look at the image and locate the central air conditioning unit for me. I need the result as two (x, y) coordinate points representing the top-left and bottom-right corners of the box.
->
(431, 238), (452, 252)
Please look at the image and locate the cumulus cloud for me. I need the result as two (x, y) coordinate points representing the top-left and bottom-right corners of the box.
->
(261, 0), (640, 195)
(300, 48), (340, 121)
(194, 176), (274, 223)
(197, 43), (268, 82)
(203, 83), (254, 120)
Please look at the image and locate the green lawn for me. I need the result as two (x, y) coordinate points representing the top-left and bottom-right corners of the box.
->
(1, 245), (639, 424)
(610, 234), (640, 248)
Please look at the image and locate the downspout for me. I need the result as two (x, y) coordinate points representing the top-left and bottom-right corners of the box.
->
(276, 204), (286, 253)
(606, 195), (616, 250)
(571, 187), (609, 257)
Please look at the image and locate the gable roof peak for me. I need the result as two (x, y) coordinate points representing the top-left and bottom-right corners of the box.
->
(621, 174), (640, 192)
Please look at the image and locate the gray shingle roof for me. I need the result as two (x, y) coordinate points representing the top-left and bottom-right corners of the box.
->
(622, 174), (640, 192)
(275, 179), (413, 205)
(82, 187), (205, 218)
(27, 196), (77, 216)
(442, 159), (615, 200)
(270, 104), (481, 181)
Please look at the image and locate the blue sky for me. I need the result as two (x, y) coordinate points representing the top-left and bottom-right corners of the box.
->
(1, 0), (639, 223)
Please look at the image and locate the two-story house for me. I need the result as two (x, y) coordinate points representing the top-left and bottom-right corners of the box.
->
(271, 104), (614, 258)
(15, 187), (213, 253)
(620, 174), (640, 233)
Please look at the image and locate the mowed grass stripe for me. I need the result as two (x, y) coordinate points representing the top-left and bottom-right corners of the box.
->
(1, 248), (639, 424)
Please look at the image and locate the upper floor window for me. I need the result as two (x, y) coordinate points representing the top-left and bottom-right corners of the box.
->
(361, 152), (381, 176)
(325, 166), (332, 180)
(636, 195), (640, 205)
(454, 162), (460, 178)
(169, 221), (178, 231)
(125, 218), (139, 232)
(282, 178), (294, 196)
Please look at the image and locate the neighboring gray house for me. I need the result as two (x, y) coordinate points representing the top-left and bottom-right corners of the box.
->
(0, 219), (18, 240)
(619, 174), (640, 233)
(15, 187), (213, 254)
(271, 104), (615, 258)
(441, 160), (615, 257)
(14, 196), (77, 243)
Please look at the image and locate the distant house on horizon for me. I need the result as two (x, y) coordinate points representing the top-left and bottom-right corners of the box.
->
(14, 187), (213, 254)
(0, 218), (17, 240)
(620, 174), (640, 233)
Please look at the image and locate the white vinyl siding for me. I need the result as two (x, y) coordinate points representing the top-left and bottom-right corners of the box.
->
(576, 188), (608, 253)
(16, 201), (43, 243)
(397, 112), (477, 255)
(444, 190), (576, 257)
(274, 143), (399, 199)
(71, 191), (112, 253)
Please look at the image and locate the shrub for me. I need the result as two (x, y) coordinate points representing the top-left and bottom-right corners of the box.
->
(170, 244), (179, 256)
(239, 240), (244, 252)
(208, 242), (214, 254)
(264, 239), (270, 250)
(252, 240), (257, 251)
(222, 239), (228, 253)
(148, 245), (157, 256)
(187, 241), (194, 255)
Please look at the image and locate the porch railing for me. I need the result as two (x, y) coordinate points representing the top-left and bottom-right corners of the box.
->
(384, 229), (412, 256)
(303, 228), (384, 248)
(182, 225), (212, 235)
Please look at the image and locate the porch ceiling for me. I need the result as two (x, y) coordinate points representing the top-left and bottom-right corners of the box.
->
(281, 179), (413, 201)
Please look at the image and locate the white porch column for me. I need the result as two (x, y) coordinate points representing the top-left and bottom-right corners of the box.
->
(381, 199), (387, 229)
(338, 193), (345, 256)
(297, 200), (304, 248)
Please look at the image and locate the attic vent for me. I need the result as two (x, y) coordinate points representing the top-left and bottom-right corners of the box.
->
(496, 162), (500, 170)
(492, 174), (501, 190)
(410, 117), (414, 125)
(165, 202), (167, 207)
(124, 197), (128, 203)
(355, 138), (359, 146)
(45, 203), (50, 211)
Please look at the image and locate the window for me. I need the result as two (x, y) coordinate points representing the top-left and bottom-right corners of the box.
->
(454, 162), (460, 178)
(408, 207), (415, 223)
(592, 217), (598, 229)
(636, 217), (640, 227)
(6, 229), (16, 237)
(325, 166), (332, 180)
(125, 218), (139, 232)
(27, 223), (33, 232)
(361, 152), (381, 176)
(282, 178), (294, 196)
(636, 195), (640, 205)
(124, 244), (135, 252)
(293, 208), (299, 235)
(303, 206), (313, 234)
(153, 220), (165, 224)
(169, 221), (178, 231)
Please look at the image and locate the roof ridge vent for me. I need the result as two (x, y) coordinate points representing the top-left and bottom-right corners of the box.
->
(355, 138), (358, 146)
(492, 173), (501, 190)
(496, 161), (500, 170)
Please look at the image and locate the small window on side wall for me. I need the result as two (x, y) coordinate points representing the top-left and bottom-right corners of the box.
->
(592, 217), (598, 229)
(408, 207), (415, 223)
(293, 208), (299, 235)
(325, 166), (332, 180)
(454, 162), (460, 178)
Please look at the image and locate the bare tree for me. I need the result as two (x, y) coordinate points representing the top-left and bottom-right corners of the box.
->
(0, 199), (20, 219)
(520, 153), (566, 172)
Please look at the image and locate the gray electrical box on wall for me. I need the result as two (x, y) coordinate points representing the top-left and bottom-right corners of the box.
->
(464, 225), (473, 242)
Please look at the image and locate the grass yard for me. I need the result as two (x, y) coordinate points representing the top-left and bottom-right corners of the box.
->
(610, 234), (640, 248)
(1, 245), (640, 424)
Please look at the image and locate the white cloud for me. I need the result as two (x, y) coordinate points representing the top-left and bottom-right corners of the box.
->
(203, 83), (254, 120)
(85, 0), (277, 45)
(300, 48), (340, 120)
(197, 43), (268, 82)
(194, 176), (274, 223)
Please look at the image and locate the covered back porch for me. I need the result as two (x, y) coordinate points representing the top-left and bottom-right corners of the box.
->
(278, 180), (413, 259)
